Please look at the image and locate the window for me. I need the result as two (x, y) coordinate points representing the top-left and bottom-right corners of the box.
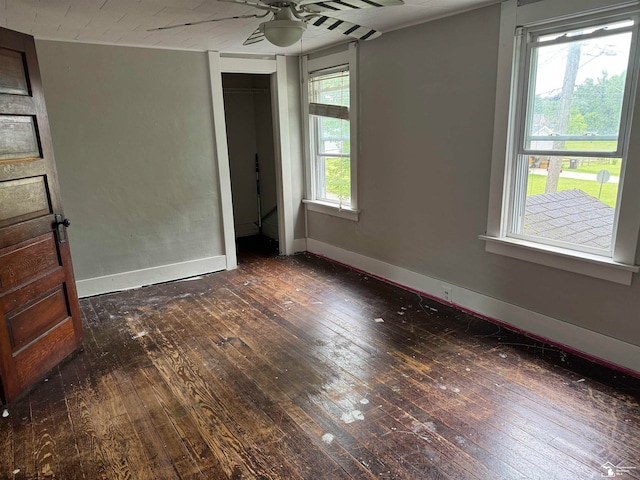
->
(303, 44), (359, 221)
(513, 19), (633, 254)
(309, 69), (351, 205)
(483, 0), (640, 285)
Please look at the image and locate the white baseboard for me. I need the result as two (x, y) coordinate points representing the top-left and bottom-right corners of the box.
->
(306, 239), (640, 375)
(291, 238), (307, 254)
(76, 255), (227, 298)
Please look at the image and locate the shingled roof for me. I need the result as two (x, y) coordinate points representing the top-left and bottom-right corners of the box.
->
(524, 189), (614, 250)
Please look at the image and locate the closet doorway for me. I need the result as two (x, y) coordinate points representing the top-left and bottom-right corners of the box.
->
(223, 73), (279, 256)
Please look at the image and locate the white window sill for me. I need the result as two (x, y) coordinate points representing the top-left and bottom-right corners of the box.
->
(479, 235), (639, 285)
(303, 199), (360, 221)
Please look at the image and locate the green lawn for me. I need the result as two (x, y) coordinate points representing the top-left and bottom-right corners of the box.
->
(570, 162), (621, 176)
(561, 140), (622, 175)
(564, 140), (618, 152)
(527, 173), (619, 207)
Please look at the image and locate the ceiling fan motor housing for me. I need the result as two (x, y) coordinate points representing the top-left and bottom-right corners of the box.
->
(260, 6), (307, 47)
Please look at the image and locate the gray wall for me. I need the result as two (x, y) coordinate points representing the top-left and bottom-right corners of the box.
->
(36, 41), (224, 281)
(307, 5), (640, 348)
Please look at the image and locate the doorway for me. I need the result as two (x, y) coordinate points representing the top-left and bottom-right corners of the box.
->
(209, 53), (298, 269)
(223, 73), (279, 257)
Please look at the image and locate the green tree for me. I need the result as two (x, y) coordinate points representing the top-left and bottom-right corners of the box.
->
(325, 158), (351, 200)
(534, 70), (626, 136)
(568, 112), (587, 134)
(572, 71), (625, 135)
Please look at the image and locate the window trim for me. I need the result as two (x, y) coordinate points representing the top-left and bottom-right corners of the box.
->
(302, 43), (359, 221)
(483, 0), (640, 285)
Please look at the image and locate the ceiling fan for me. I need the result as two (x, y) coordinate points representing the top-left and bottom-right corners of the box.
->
(149, 0), (405, 48)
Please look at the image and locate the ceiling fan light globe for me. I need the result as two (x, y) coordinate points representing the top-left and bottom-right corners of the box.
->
(261, 20), (306, 47)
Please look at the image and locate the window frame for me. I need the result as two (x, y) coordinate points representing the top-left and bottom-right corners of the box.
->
(482, 0), (640, 285)
(302, 43), (360, 221)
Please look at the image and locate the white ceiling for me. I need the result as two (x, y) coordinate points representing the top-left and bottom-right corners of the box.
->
(0, 0), (499, 55)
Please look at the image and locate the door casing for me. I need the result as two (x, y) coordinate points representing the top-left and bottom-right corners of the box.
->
(208, 53), (297, 265)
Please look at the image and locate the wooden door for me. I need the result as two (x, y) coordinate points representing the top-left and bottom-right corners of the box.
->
(0, 27), (83, 406)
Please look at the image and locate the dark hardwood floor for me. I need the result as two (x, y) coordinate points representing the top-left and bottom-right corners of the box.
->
(1, 247), (639, 479)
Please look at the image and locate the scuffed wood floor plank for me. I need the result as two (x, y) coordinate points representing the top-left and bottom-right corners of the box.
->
(1, 247), (639, 479)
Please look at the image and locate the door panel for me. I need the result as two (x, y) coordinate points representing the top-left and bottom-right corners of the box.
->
(0, 115), (40, 160)
(14, 318), (76, 388)
(0, 233), (60, 292)
(0, 27), (83, 405)
(0, 47), (29, 95)
(0, 176), (50, 227)
(7, 286), (68, 352)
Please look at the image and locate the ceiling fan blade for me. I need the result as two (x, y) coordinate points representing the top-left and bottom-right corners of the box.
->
(309, 15), (381, 41)
(218, 0), (278, 12)
(243, 27), (266, 45)
(148, 12), (268, 31)
(300, 0), (403, 13)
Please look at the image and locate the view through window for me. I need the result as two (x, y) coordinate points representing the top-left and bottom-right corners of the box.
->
(510, 20), (634, 254)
